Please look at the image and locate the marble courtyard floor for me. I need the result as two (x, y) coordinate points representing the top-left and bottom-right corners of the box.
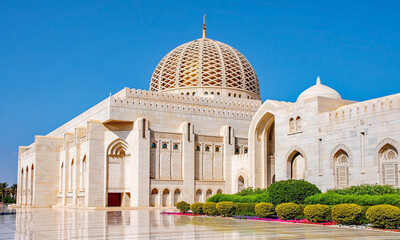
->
(0, 208), (399, 239)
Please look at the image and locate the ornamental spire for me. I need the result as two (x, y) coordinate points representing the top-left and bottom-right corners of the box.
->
(316, 76), (321, 85)
(202, 14), (206, 38)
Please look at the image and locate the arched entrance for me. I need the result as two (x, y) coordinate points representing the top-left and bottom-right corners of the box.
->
(107, 139), (128, 207)
(251, 111), (275, 188)
(287, 150), (305, 180)
(162, 189), (170, 207)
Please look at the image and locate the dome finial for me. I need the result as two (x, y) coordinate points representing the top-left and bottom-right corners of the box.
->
(202, 14), (206, 38)
(316, 76), (321, 85)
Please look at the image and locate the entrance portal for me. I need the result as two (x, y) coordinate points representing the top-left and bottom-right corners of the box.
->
(108, 193), (121, 207)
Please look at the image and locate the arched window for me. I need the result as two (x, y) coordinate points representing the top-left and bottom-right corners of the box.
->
(296, 116), (301, 131)
(162, 188), (170, 207)
(216, 189), (222, 194)
(211, 92), (214, 95)
(334, 150), (349, 188)
(206, 189), (213, 200)
(192, 92), (196, 96)
(150, 188), (158, 207)
(380, 144), (399, 186)
(195, 189), (202, 202)
(289, 118), (295, 132)
(173, 189), (181, 206)
(204, 92), (208, 95)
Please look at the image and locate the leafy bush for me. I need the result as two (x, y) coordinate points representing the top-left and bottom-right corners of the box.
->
(190, 203), (204, 214)
(275, 203), (301, 220)
(207, 193), (269, 203)
(268, 180), (321, 205)
(176, 201), (190, 213)
(216, 201), (236, 216)
(332, 204), (363, 225)
(305, 192), (400, 207)
(235, 187), (268, 196)
(328, 184), (399, 195)
(304, 204), (331, 223)
(255, 203), (275, 218)
(203, 202), (219, 216)
(366, 205), (400, 229)
(235, 203), (256, 215)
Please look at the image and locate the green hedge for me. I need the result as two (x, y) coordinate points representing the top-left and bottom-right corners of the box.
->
(366, 204), (400, 229)
(304, 204), (331, 223)
(203, 202), (219, 216)
(190, 203), (204, 214)
(255, 203), (275, 218)
(268, 180), (321, 205)
(216, 201), (236, 216)
(275, 203), (301, 220)
(235, 203), (256, 216)
(328, 184), (399, 195)
(332, 204), (363, 225)
(176, 201), (190, 213)
(305, 192), (400, 207)
(207, 193), (269, 203)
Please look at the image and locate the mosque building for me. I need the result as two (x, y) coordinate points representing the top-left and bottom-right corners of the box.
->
(16, 22), (400, 208)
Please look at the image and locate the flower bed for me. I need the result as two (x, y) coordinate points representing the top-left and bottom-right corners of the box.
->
(234, 215), (337, 225)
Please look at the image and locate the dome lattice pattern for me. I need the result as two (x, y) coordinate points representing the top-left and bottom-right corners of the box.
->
(150, 38), (260, 97)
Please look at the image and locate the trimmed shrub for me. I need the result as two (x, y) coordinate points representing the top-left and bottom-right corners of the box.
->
(190, 203), (204, 214)
(207, 193), (269, 203)
(275, 203), (300, 220)
(235, 203), (256, 215)
(332, 204), (363, 225)
(305, 192), (400, 207)
(366, 205), (400, 229)
(216, 201), (236, 216)
(236, 187), (268, 196)
(268, 180), (321, 205)
(328, 184), (398, 195)
(203, 202), (219, 216)
(176, 201), (190, 213)
(255, 203), (275, 218)
(304, 204), (331, 223)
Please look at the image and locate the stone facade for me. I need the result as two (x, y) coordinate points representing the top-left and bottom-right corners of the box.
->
(16, 35), (400, 208)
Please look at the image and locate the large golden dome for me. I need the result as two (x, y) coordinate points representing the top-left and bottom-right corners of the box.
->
(149, 37), (260, 100)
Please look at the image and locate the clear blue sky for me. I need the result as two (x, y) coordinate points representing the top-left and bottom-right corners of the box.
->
(1, 1), (400, 184)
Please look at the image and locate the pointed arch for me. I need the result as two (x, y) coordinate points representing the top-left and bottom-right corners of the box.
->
(330, 144), (353, 169)
(374, 138), (400, 165)
(107, 138), (129, 157)
(285, 147), (306, 180)
(375, 138), (400, 186)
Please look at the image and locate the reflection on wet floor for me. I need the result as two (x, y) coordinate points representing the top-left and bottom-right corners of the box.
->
(0, 208), (399, 239)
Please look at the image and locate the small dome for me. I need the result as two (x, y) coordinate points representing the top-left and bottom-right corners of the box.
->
(149, 37), (260, 99)
(297, 77), (341, 102)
